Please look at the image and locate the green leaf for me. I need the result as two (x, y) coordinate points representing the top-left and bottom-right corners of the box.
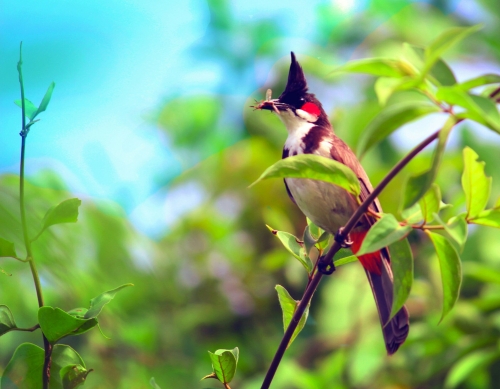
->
(303, 225), (317, 259)
(84, 283), (133, 319)
(331, 58), (409, 77)
(423, 25), (482, 78)
(356, 214), (412, 256)
(445, 349), (499, 389)
(470, 209), (500, 228)
(401, 203), (423, 224)
(208, 347), (238, 384)
(434, 214), (468, 252)
(51, 344), (87, 389)
(60, 364), (91, 389)
(275, 285), (310, 347)
(38, 307), (89, 343)
(306, 218), (322, 240)
(34, 82), (55, 118)
(388, 238), (414, 319)
(419, 183), (441, 222)
(1, 343), (44, 389)
(374, 77), (409, 106)
(150, 377), (162, 389)
(437, 87), (500, 132)
(251, 154), (360, 197)
(315, 231), (331, 251)
(404, 44), (456, 86)
(462, 147), (492, 219)
(403, 116), (456, 209)
(357, 102), (440, 157)
(267, 226), (312, 273)
(41, 198), (82, 231)
(0, 237), (17, 258)
(333, 254), (358, 267)
(14, 98), (38, 120)
(458, 74), (500, 91)
(427, 231), (462, 322)
(0, 305), (17, 336)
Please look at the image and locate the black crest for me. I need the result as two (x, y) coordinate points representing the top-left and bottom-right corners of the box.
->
(279, 52), (308, 99)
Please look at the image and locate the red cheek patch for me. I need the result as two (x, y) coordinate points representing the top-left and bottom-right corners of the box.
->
(301, 102), (321, 117)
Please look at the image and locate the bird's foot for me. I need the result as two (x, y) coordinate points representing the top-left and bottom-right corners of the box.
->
(334, 227), (352, 249)
(318, 255), (336, 275)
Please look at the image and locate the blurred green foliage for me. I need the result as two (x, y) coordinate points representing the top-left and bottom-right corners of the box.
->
(2, 1), (500, 388)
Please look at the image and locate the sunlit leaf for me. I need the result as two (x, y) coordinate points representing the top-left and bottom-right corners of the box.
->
(462, 147), (492, 218)
(267, 225), (312, 273)
(0, 305), (17, 336)
(404, 44), (456, 86)
(470, 209), (500, 228)
(403, 116), (456, 209)
(14, 98), (38, 120)
(401, 203), (423, 224)
(445, 349), (499, 389)
(208, 348), (238, 384)
(419, 183), (441, 222)
(275, 285), (310, 347)
(357, 102), (440, 157)
(458, 74), (500, 91)
(331, 58), (409, 78)
(434, 213), (468, 252)
(427, 231), (462, 322)
(0, 237), (17, 258)
(41, 198), (82, 231)
(1, 343), (44, 389)
(388, 238), (413, 319)
(437, 87), (500, 133)
(423, 24), (482, 78)
(356, 214), (412, 256)
(374, 77), (418, 106)
(84, 283), (133, 319)
(251, 154), (360, 197)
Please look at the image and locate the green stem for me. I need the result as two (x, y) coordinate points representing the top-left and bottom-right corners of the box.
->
(17, 41), (52, 389)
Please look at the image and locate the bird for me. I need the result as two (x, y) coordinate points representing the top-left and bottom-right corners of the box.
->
(255, 52), (409, 354)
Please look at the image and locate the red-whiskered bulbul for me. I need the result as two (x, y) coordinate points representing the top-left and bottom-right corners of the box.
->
(256, 52), (409, 354)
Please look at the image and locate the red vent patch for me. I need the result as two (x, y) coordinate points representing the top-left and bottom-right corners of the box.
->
(300, 102), (321, 117)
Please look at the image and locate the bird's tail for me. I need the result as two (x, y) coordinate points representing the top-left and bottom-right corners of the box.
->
(351, 231), (410, 355)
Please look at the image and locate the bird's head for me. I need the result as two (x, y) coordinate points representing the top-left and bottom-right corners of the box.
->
(257, 52), (329, 130)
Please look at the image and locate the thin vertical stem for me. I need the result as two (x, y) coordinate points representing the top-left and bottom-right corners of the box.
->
(17, 41), (52, 389)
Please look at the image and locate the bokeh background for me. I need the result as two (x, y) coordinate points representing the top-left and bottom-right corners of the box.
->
(1, 0), (500, 388)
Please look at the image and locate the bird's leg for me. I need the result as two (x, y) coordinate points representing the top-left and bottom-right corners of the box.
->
(318, 227), (352, 275)
(334, 227), (353, 248)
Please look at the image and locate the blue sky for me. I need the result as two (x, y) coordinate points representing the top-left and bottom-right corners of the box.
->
(1, 0), (497, 237)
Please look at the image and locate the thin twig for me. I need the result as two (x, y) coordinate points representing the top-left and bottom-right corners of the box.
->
(260, 129), (442, 389)
(11, 324), (40, 332)
(489, 86), (500, 99)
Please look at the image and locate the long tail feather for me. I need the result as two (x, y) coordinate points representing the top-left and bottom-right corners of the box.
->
(351, 232), (409, 354)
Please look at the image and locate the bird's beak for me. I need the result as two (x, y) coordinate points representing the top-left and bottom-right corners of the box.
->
(254, 99), (288, 115)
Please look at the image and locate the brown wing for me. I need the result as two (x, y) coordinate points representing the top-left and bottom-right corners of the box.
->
(329, 136), (382, 216)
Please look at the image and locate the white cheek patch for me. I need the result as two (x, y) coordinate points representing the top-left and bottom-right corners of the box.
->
(296, 109), (319, 123)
